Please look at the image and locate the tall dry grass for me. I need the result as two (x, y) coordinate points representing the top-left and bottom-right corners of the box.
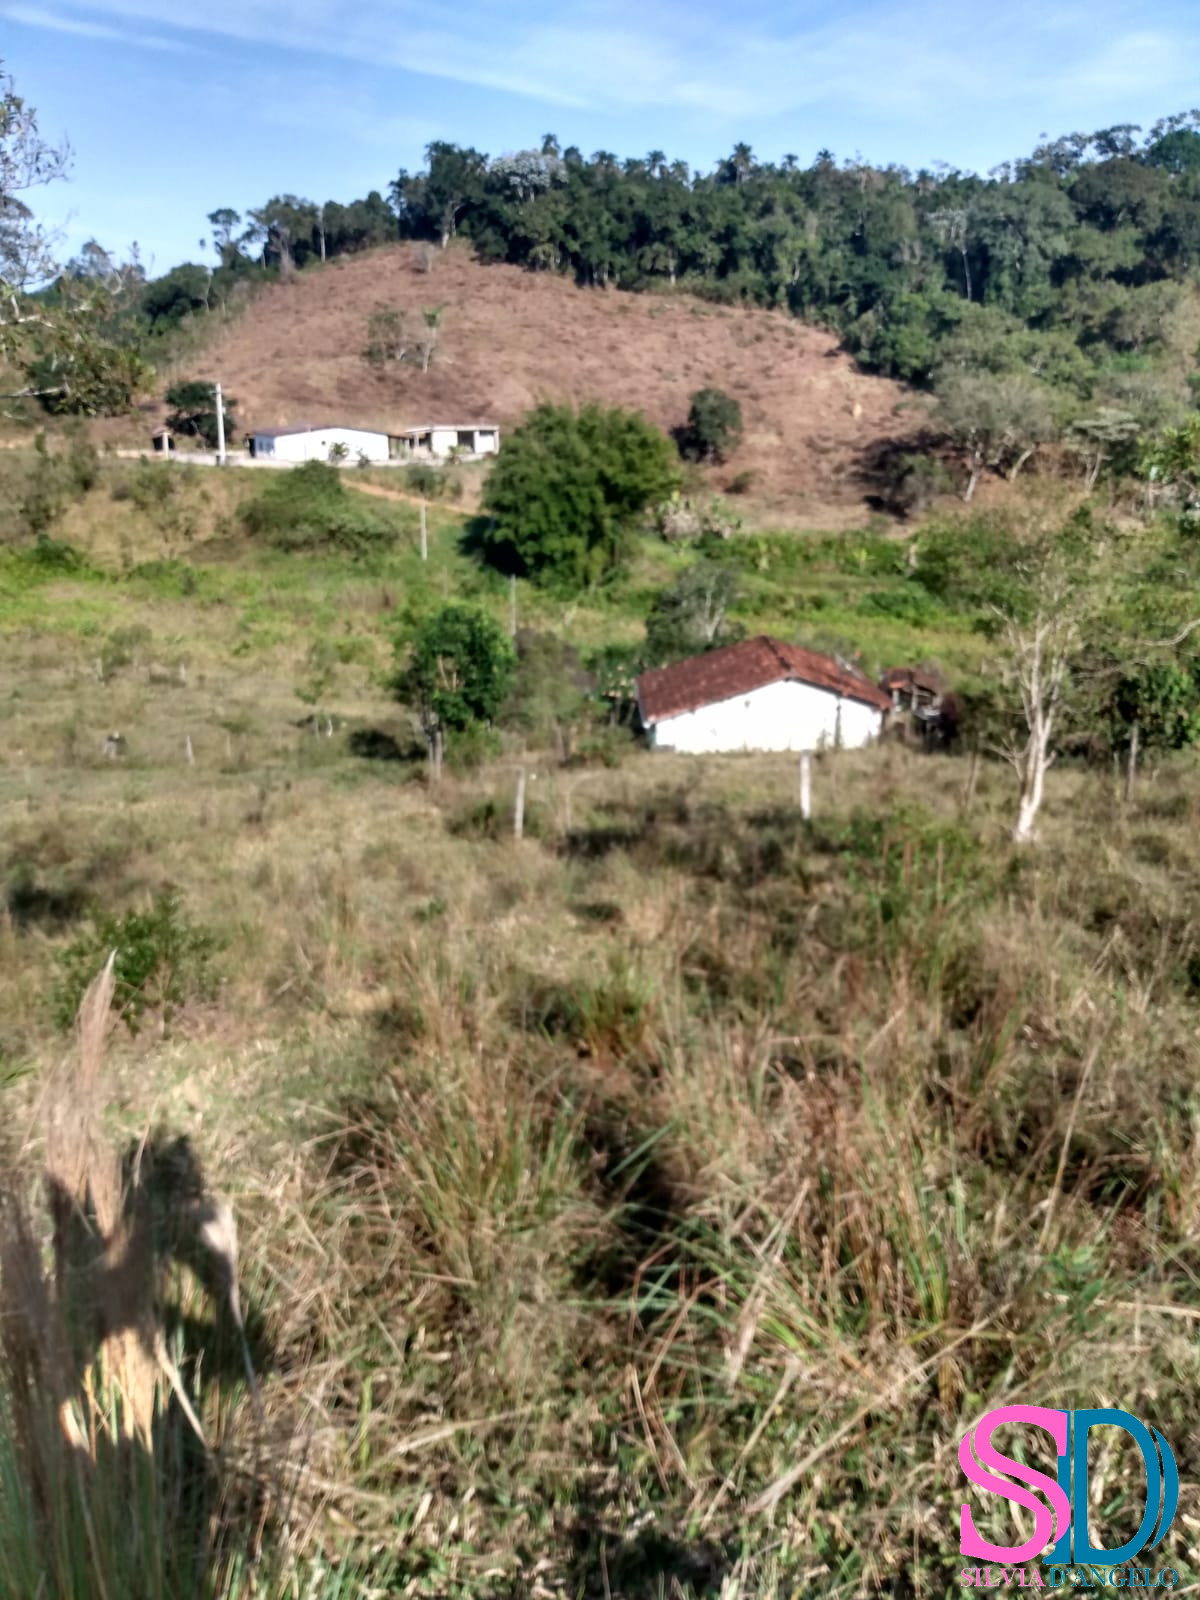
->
(0, 957), (340, 1600)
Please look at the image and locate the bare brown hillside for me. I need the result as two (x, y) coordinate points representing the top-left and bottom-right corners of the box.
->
(191, 247), (926, 518)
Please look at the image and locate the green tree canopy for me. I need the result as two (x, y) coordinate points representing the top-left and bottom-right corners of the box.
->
(679, 387), (744, 462)
(142, 263), (211, 329)
(481, 402), (679, 592)
(394, 603), (516, 776)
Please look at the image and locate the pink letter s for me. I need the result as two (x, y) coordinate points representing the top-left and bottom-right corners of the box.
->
(960, 1406), (1070, 1563)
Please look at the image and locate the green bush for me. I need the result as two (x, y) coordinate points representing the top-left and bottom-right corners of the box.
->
(400, 460), (466, 502)
(241, 461), (400, 554)
(679, 387), (744, 462)
(855, 586), (940, 625)
(404, 461), (438, 496)
(481, 402), (680, 592)
(500, 630), (592, 746)
(26, 534), (89, 573)
(52, 890), (221, 1033)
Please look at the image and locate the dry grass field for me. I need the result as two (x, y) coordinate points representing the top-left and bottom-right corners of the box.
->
(3, 453), (1200, 1597)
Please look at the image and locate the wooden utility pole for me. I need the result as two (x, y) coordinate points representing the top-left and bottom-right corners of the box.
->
(214, 381), (226, 466)
(419, 500), (427, 561)
(799, 752), (812, 820)
(513, 766), (527, 839)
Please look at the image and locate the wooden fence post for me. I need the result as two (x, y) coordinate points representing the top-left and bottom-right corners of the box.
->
(513, 766), (527, 840)
(1124, 720), (1140, 805)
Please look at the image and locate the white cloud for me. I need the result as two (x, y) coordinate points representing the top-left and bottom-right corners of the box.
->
(6, 0), (1198, 127)
(2, 2), (194, 50)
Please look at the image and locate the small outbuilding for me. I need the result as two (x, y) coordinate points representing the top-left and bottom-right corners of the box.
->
(879, 666), (945, 713)
(151, 427), (175, 454)
(636, 636), (892, 754)
(388, 424), (500, 460)
(248, 424), (391, 463)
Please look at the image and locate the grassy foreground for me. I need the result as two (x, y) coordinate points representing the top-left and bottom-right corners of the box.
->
(1, 456), (1199, 1597)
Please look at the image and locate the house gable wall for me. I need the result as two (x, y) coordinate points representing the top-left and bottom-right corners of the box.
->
(649, 677), (881, 754)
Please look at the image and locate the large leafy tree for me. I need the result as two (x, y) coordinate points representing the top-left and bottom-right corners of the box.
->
(644, 562), (742, 665)
(165, 380), (236, 448)
(142, 262), (211, 329)
(481, 402), (679, 592)
(244, 195), (319, 274)
(206, 207), (243, 267)
(1, 62), (68, 321)
(935, 371), (1059, 498)
(392, 143), (489, 249)
(1, 63), (149, 414)
(394, 603), (516, 778)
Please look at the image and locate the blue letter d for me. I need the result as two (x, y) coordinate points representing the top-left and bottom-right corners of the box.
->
(1049, 1410), (1178, 1565)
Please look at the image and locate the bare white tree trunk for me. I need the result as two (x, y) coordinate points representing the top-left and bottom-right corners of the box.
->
(1012, 740), (1050, 844)
(1001, 608), (1071, 846)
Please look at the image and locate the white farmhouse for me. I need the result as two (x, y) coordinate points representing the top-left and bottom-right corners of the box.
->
(389, 424), (500, 460)
(248, 423), (391, 463)
(636, 635), (891, 754)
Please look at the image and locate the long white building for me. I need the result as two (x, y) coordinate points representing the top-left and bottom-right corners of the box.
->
(247, 422), (501, 464)
(248, 424), (392, 463)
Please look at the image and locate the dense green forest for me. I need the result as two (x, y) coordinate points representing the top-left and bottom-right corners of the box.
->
(147, 117), (1200, 399)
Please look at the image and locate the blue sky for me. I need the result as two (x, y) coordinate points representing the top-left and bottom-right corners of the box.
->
(3, 0), (1199, 276)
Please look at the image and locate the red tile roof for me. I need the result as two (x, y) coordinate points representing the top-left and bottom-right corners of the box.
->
(636, 636), (892, 725)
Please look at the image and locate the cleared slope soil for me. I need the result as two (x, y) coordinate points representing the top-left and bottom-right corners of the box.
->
(185, 247), (924, 520)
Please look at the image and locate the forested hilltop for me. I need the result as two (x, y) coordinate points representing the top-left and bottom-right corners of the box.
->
(156, 119), (1200, 399)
